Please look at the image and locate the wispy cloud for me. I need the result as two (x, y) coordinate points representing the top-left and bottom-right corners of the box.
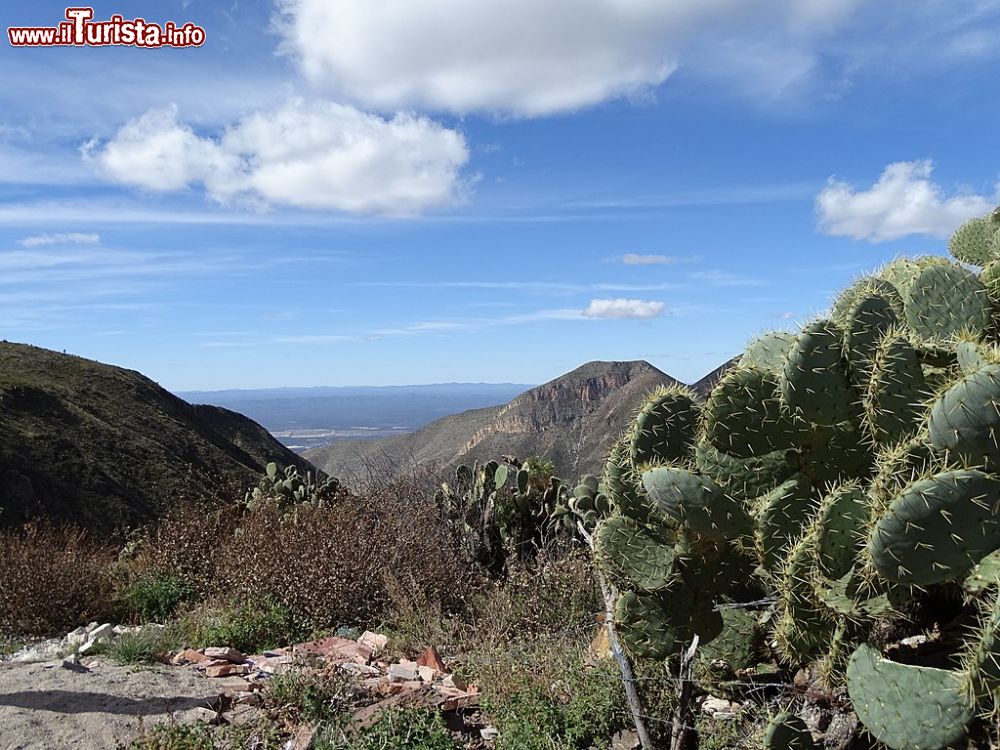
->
(583, 299), (665, 320)
(17, 232), (100, 247)
(620, 253), (680, 266)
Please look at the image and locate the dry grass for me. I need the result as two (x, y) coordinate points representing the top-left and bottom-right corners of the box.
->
(0, 522), (117, 636)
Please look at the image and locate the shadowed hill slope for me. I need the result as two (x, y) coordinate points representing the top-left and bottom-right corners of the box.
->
(306, 360), (732, 483)
(0, 342), (314, 530)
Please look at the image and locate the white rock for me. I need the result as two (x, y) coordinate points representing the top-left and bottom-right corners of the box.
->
(480, 726), (500, 741)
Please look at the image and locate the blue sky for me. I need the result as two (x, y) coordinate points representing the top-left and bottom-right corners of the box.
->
(2, 1), (999, 390)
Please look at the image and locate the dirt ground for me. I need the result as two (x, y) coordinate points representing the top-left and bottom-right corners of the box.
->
(0, 657), (245, 750)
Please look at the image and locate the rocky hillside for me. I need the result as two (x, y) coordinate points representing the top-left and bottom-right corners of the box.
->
(0, 342), (314, 530)
(307, 360), (732, 483)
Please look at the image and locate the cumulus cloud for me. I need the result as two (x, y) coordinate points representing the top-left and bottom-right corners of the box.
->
(18, 232), (100, 247)
(274, 0), (861, 116)
(583, 298), (665, 320)
(83, 101), (470, 215)
(816, 160), (999, 242)
(621, 253), (679, 265)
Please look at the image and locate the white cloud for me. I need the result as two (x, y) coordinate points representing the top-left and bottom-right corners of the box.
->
(275, 0), (861, 116)
(18, 232), (100, 247)
(621, 253), (679, 265)
(83, 100), (470, 216)
(583, 298), (666, 320)
(816, 160), (999, 242)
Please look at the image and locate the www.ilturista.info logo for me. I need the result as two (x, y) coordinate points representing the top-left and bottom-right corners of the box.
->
(8, 7), (206, 48)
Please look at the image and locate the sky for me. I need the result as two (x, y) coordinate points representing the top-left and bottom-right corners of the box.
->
(1, 1), (999, 391)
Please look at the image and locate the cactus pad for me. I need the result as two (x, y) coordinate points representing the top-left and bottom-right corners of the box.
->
(928, 364), (1000, 471)
(846, 644), (974, 750)
(703, 366), (798, 458)
(628, 386), (700, 467)
(642, 467), (752, 540)
(864, 332), (928, 447)
(594, 515), (677, 592)
(763, 711), (817, 750)
(868, 469), (1000, 585)
(781, 319), (858, 426)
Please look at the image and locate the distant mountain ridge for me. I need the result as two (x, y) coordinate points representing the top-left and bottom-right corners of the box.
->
(0, 342), (313, 530)
(306, 359), (734, 483)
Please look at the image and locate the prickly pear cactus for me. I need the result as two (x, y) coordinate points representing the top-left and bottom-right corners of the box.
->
(584, 207), (1000, 750)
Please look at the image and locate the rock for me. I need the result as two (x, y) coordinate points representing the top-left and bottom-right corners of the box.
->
(286, 722), (318, 750)
(440, 673), (468, 691)
(339, 662), (382, 677)
(10, 640), (67, 663)
(388, 661), (420, 682)
(358, 631), (388, 656)
(204, 647), (245, 663)
(78, 624), (115, 656)
(204, 663), (251, 678)
(701, 696), (740, 720)
(65, 626), (89, 648)
(173, 648), (211, 665)
(416, 646), (447, 673)
(822, 712), (859, 750)
(417, 665), (436, 683)
(480, 726), (500, 741)
(294, 636), (372, 665)
(611, 729), (640, 749)
(175, 706), (220, 726)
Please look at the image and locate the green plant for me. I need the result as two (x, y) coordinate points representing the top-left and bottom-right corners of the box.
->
(244, 462), (343, 512)
(97, 627), (179, 666)
(318, 708), (460, 750)
(118, 722), (214, 750)
(123, 573), (193, 623)
(265, 668), (355, 724)
(585, 207), (1000, 750)
(179, 600), (303, 654)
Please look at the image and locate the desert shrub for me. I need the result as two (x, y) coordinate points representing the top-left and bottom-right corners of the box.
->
(122, 573), (193, 623)
(118, 722), (214, 750)
(95, 627), (179, 666)
(123, 499), (237, 599)
(0, 522), (117, 636)
(214, 489), (473, 632)
(178, 600), (305, 654)
(265, 668), (356, 724)
(471, 549), (599, 644)
(477, 644), (628, 750)
(318, 708), (460, 750)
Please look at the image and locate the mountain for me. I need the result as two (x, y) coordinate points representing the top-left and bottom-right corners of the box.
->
(306, 360), (728, 483)
(177, 383), (533, 453)
(0, 342), (313, 530)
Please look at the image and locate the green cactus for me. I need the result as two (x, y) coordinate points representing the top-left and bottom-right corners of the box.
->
(842, 291), (899, 387)
(613, 590), (678, 660)
(762, 711), (817, 750)
(628, 386), (700, 467)
(898, 262), (992, 345)
(739, 330), (797, 373)
(846, 644), (974, 750)
(781, 319), (858, 426)
(603, 439), (651, 522)
(867, 469), (1000, 585)
(694, 441), (799, 500)
(754, 474), (814, 572)
(928, 364), (1000, 471)
(642, 466), (752, 541)
(863, 331), (928, 447)
(811, 481), (867, 580)
(703, 366), (800, 458)
(949, 215), (1000, 266)
(831, 275), (905, 326)
(594, 515), (676, 592)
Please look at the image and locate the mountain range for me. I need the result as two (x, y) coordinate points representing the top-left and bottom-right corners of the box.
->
(0, 342), (310, 530)
(306, 359), (733, 483)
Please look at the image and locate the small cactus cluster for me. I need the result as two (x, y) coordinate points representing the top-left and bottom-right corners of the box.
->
(590, 209), (1000, 749)
(244, 462), (341, 512)
(435, 456), (575, 572)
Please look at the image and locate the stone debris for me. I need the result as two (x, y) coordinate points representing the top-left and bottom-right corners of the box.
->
(417, 646), (448, 673)
(204, 646), (245, 663)
(6, 621), (162, 664)
(357, 630), (389, 657)
(701, 696), (741, 720)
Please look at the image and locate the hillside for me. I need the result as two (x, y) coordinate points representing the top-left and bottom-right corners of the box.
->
(306, 359), (732, 482)
(0, 342), (313, 530)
